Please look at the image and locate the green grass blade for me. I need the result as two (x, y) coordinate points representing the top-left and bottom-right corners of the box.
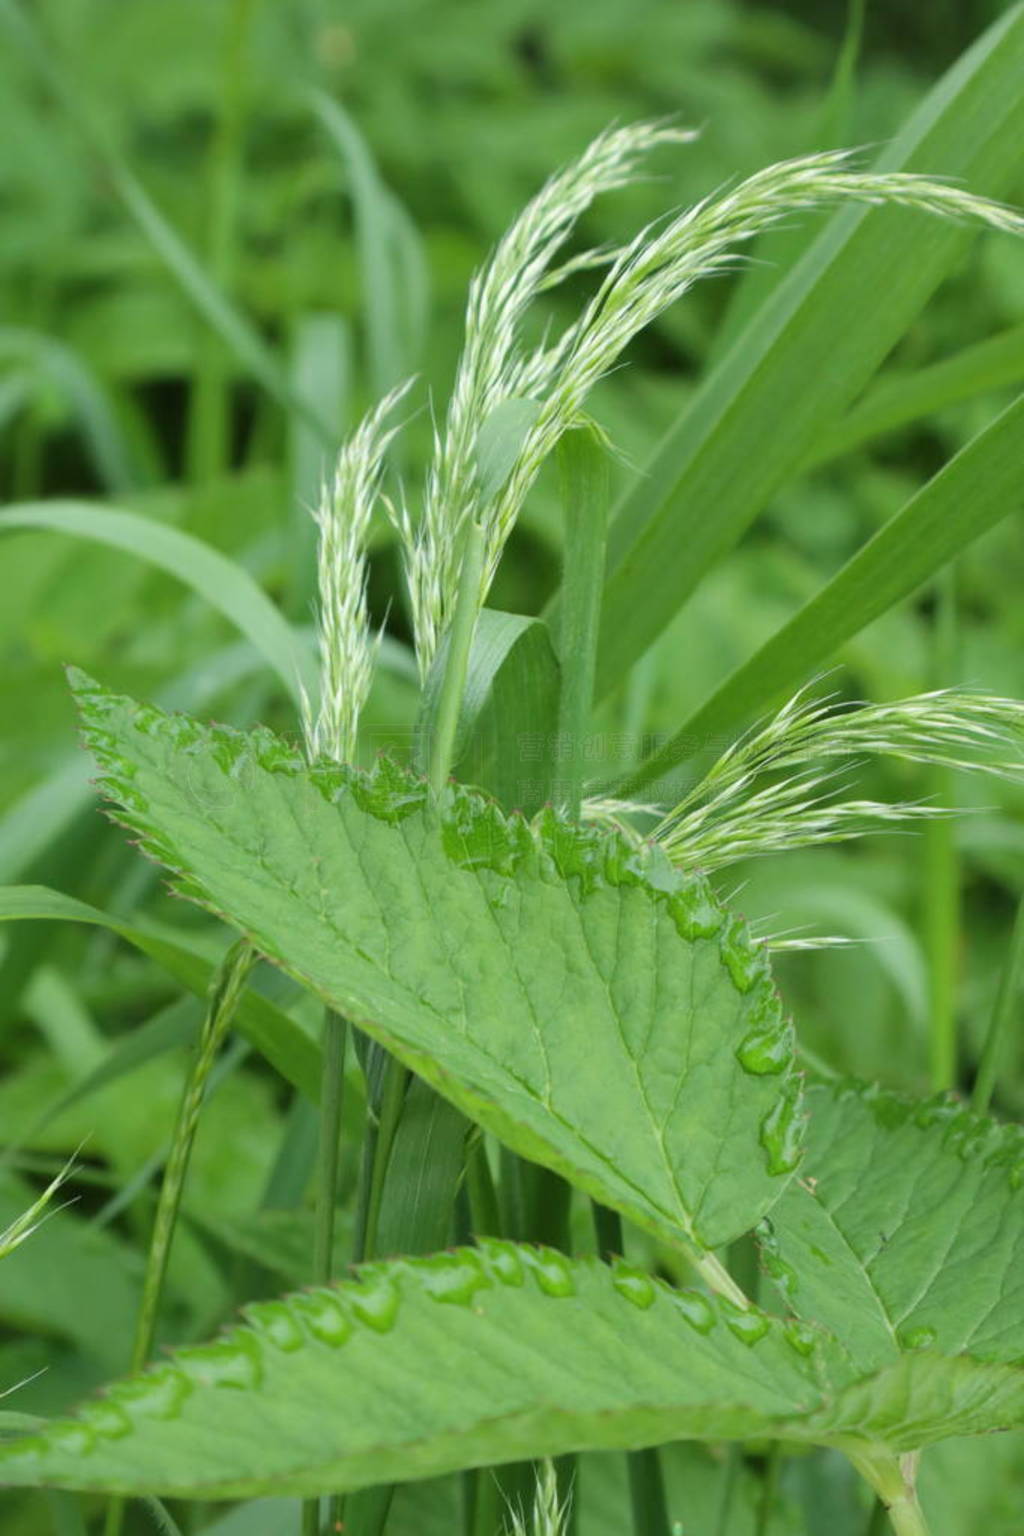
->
(807, 322), (1024, 467)
(311, 90), (414, 397)
(973, 892), (1024, 1113)
(0, 328), (146, 492)
(617, 391), (1024, 795)
(555, 432), (610, 820)
(0, 502), (315, 707)
(583, 5), (1024, 701)
(417, 609), (561, 814)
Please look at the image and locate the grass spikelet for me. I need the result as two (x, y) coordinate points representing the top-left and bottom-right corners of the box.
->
(654, 686), (1024, 872)
(302, 379), (413, 762)
(504, 1460), (570, 1536)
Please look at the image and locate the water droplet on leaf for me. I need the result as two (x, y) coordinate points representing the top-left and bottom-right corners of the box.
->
(668, 1289), (716, 1334)
(292, 1289), (353, 1346)
(759, 1084), (803, 1175)
(349, 1270), (401, 1332)
(611, 1263), (657, 1310)
(176, 1333), (262, 1390)
(418, 1251), (491, 1307)
(899, 1325), (938, 1351)
(522, 1246), (575, 1298)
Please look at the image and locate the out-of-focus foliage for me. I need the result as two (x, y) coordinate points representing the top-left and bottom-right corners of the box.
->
(0, 2), (1022, 1533)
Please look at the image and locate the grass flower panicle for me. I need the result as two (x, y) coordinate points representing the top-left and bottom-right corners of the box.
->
(387, 129), (1023, 681)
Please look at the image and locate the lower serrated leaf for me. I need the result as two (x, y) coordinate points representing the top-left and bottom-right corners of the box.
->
(0, 1244), (842, 1500)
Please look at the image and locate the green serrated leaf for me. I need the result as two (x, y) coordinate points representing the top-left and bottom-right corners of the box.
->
(69, 672), (801, 1253)
(760, 1081), (1024, 1373)
(0, 1243), (846, 1498)
(3, 1242), (1021, 1499)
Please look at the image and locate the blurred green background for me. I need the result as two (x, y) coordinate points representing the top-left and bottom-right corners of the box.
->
(1, 1), (1023, 1532)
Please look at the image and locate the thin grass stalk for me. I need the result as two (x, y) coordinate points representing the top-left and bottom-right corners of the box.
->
(924, 568), (960, 1090)
(592, 1205), (672, 1536)
(555, 431), (609, 820)
(185, 0), (253, 485)
(301, 1006), (348, 1536)
(103, 938), (255, 1536)
(427, 520), (488, 796)
(972, 891), (1024, 1113)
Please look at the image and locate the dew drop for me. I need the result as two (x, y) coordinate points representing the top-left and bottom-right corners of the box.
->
(610, 1263), (657, 1310)
(521, 1246), (576, 1298)
(349, 1270), (401, 1332)
(477, 1237), (526, 1287)
(718, 1298), (770, 1346)
(110, 1365), (192, 1421)
(291, 1290), (353, 1346)
(759, 1085), (803, 1176)
(718, 917), (766, 994)
(735, 1020), (791, 1076)
(78, 1398), (131, 1440)
(176, 1332), (262, 1390)
(783, 1320), (817, 1358)
(667, 1289), (716, 1334)
(670, 882), (723, 941)
(244, 1300), (305, 1353)
(47, 1421), (96, 1457)
(763, 1251), (800, 1299)
(899, 1325), (938, 1351)
(418, 1251), (491, 1307)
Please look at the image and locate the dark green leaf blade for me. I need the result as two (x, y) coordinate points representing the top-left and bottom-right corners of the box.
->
(618, 391), (1024, 793)
(585, 6), (1024, 699)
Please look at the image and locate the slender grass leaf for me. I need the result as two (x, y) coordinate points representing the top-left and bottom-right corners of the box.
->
(311, 91), (412, 397)
(71, 674), (802, 1253)
(619, 391), (1024, 793)
(0, 328), (144, 492)
(808, 322), (1024, 467)
(373, 1081), (468, 1260)
(0, 504), (314, 707)
(475, 399), (544, 505)
(760, 1081), (1024, 1373)
(586, 6), (1024, 699)
(418, 609), (560, 814)
(0, 887), (320, 1103)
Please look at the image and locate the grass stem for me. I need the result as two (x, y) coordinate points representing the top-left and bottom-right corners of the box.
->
(301, 1007), (348, 1536)
(555, 430), (610, 819)
(972, 891), (1024, 1113)
(428, 520), (487, 797)
(592, 1204), (671, 1536)
(924, 566), (960, 1091)
(104, 939), (255, 1536)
